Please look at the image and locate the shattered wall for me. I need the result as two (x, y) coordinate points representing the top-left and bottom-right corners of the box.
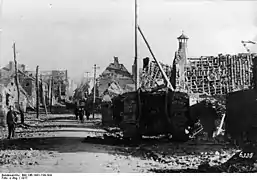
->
(0, 85), (8, 126)
(98, 57), (134, 96)
(142, 53), (254, 95)
(20, 77), (35, 96)
(182, 53), (253, 95)
(29, 70), (69, 102)
(3, 79), (28, 112)
(140, 57), (173, 90)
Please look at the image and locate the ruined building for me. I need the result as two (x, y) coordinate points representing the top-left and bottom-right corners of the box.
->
(0, 62), (38, 110)
(141, 32), (255, 96)
(173, 32), (254, 95)
(27, 70), (69, 102)
(140, 57), (173, 90)
(98, 57), (134, 96)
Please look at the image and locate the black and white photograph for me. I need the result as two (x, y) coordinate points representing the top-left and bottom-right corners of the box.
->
(1, 0), (257, 175)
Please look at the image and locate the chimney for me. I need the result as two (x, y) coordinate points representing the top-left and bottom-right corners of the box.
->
(143, 57), (150, 70)
(20, 64), (25, 72)
(114, 56), (119, 67)
(9, 61), (14, 71)
(65, 70), (68, 80)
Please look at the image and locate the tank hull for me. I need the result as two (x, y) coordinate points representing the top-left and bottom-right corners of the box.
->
(112, 89), (191, 140)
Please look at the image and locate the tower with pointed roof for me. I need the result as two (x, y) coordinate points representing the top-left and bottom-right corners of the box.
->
(173, 31), (189, 90)
(177, 31), (189, 66)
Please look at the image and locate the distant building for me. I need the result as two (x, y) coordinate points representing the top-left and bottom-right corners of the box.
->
(101, 56), (132, 78)
(0, 62), (33, 110)
(67, 79), (77, 98)
(0, 61), (25, 79)
(27, 69), (69, 102)
(0, 62), (62, 109)
(98, 56), (134, 96)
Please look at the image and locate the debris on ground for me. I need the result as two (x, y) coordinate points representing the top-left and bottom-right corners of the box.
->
(0, 150), (56, 166)
(150, 151), (257, 173)
(1, 112), (257, 173)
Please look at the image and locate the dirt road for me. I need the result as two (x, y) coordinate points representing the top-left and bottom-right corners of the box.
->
(0, 115), (163, 173)
(0, 114), (246, 173)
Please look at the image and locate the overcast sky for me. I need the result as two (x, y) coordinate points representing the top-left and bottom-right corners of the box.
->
(0, 0), (257, 81)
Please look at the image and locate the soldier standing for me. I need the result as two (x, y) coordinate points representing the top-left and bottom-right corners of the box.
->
(6, 106), (17, 139)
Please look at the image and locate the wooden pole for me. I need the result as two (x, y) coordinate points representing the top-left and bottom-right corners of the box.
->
(36, 65), (39, 119)
(216, 113), (226, 136)
(48, 78), (51, 105)
(134, 0), (138, 90)
(93, 64), (96, 119)
(58, 82), (61, 101)
(40, 75), (48, 119)
(92, 64), (100, 119)
(138, 26), (174, 91)
(13, 42), (20, 109)
(13, 42), (24, 124)
(50, 76), (53, 113)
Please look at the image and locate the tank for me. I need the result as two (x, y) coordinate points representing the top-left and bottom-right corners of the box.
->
(112, 88), (191, 141)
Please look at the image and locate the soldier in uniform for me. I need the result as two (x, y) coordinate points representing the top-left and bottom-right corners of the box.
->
(102, 90), (112, 103)
(6, 106), (17, 139)
(74, 100), (79, 120)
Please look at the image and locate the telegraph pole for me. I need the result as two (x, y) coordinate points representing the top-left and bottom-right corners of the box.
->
(13, 42), (24, 124)
(92, 64), (100, 119)
(40, 74), (48, 119)
(13, 42), (20, 109)
(134, 0), (139, 90)
(84, 71), (90, 82)
(50, 75), (54, 113)
(0, 0), (3, 67)
(36, 66), (39, 119)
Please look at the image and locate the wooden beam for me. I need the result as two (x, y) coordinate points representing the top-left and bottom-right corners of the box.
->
(40, 75), (48, 120)
(13, 42), (25, 124)
(50, 76), (53, 113)
(138, 26), (174, 91)
(36, 65), (39, 119)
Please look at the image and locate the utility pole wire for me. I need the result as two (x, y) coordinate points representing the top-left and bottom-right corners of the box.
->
(134, 0), (139, 90)
(36, 66), (39, 119)
(13, 42), (24, 124)
(92, 64), (100, 119)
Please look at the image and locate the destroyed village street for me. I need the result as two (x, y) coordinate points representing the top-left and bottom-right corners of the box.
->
(0, 113), (256, 173)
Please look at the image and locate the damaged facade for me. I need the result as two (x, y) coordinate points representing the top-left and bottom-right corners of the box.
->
(141, 32), (255, 96)
(140, 57), (174, 90)
(0, 62), (32, 113)
(0, 61), (68, 112)
(174, 32), (254, 95)
(98, 56), (134, 96)
(27, 69), (69, 102)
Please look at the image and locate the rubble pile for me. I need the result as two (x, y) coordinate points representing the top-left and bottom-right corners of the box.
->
(150, 151), (257, 173)
(198, 95), (226, 118)
(0, 149), (55, 166)
(83, 133), (257, 172)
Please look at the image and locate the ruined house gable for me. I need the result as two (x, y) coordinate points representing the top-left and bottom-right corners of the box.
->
(98, 57), (134, 96)
(102, 57), (132, 78)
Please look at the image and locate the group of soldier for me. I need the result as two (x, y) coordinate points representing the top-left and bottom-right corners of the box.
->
(73, 90), (112, 121)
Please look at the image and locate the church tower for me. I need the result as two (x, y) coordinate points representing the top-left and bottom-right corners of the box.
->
(177, 31), (189, 66)
(174, 31), (189, 90)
